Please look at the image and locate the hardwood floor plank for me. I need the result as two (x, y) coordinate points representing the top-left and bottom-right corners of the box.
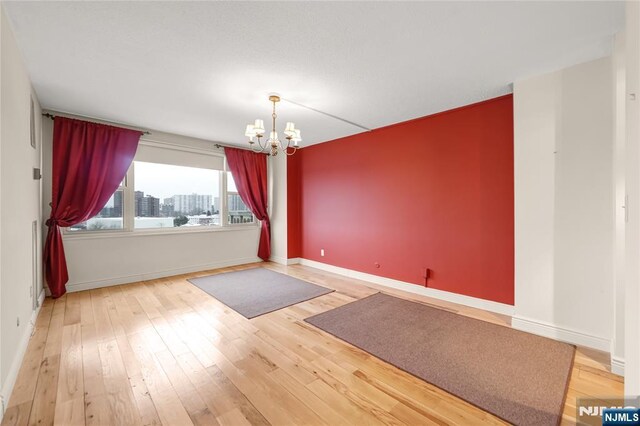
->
(27, 297), (66, 426)
(128, 374), (161, 426)
(114, 333), (161, 426)
(80, 302), (114, 426)
(268, 368), (350, 425)
(53, 324), (84, 426)
(133, 282), (166, 321)
(90, 289), (115, 344)
(126, 331), (194, 426)
(215, 408), (253, 426)
(97, 339), (141, 425)
(154, 350), (220, 425)
(63, 293), (81, 326)
(334, 345), (504, 424)
(305, 379), (385, 425)
(147, 281), (179, 313)
(1, 402), (32, 426)
(210, 357), (326, 426)
(4, 300), (54, 415)
(307, 357), (407, 425)
(171, 351), (267, 425)
(26, 355), (60, 426)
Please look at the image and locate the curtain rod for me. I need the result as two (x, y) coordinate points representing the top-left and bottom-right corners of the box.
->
(214, 143), (270, 155)
(42, 113), (268, 152)
(42, 112), (151, 135)
(214, 143), (240, 149)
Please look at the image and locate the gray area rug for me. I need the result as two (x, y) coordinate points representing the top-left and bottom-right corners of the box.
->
(188, 268), (333, 319)
(305, 293), (575, 426)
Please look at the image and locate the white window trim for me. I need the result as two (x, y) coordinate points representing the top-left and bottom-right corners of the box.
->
(62, 224), (260, 241)
(139, 137), (225, 157)
(63, 143), (258, 239)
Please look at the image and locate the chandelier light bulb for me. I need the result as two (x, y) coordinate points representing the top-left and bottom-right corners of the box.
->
(284, 122), (296, 137)
(293, 129), (302, 142)
(253, 119), (265, 135)
(245, 124), (256, 138)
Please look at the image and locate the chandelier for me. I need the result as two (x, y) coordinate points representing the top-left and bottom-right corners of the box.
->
(244, 94), (301, 156)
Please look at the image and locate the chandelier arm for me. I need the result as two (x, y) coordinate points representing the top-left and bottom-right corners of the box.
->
(281, 137), (296, 156)
(250, 136), (269, 154)
(258, 136), (272, 152)
(281, 137), (292, 152)
(284, 146), (298, 156)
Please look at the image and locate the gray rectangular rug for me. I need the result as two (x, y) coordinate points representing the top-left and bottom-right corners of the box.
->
(305, 293), (575, 426)
(188, 268), (333, 319)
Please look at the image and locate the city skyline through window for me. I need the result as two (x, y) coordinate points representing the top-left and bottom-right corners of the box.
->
(134, 161), (220, 228)
(68, 160), (254, 231)
(134, 161), (220, 201)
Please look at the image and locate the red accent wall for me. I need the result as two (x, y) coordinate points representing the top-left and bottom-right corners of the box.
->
(287, 95), (514, 305)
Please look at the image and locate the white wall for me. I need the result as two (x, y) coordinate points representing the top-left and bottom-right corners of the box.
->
(268, 153), (287, 265)
(513, 57), (615, 352)
(41, 118), (261, 293)
(513, 71), (559, 326)
(625, 0), (640, 397)
(612, 32), (627, 373)
(60, 228), (260, 291)
(1, 9), (4, 412)
(0, 6), (43, 416)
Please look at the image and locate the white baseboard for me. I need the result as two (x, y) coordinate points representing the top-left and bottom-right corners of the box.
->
(512, 315), (611, 352)
(294, 258), (614, 355)
(65, 256), (262, 293)
(269, 257), (301, 266)
(611, 356), (625, 376)
(0, 293), (45, 420)
(297, 258), (514, 316)
(269, 255), (288, 265)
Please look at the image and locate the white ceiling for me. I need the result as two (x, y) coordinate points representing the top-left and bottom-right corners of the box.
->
(3, 1), (624, 147)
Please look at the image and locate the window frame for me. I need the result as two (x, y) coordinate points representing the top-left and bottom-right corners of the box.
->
(63, 140), (258, 237)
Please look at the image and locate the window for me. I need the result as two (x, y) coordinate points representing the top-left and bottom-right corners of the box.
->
(227, 172), (254, 225)
(65, 141), (256, 234)
(134, 161), (220, 229)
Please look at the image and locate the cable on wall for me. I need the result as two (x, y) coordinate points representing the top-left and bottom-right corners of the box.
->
(280, 98), (371, 132)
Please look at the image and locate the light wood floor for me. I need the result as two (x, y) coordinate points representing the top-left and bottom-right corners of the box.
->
(1, 262), (623, 425)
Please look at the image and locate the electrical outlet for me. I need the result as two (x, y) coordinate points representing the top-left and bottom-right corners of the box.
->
(320, 249), (325, 257)
(422, 268), (431, 287)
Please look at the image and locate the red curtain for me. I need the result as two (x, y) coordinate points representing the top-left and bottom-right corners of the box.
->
(44, 117), (141, 298)
(225, 147), (270, 260)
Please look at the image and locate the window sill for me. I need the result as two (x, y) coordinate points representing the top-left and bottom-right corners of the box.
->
(62, 224), (259, 240)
